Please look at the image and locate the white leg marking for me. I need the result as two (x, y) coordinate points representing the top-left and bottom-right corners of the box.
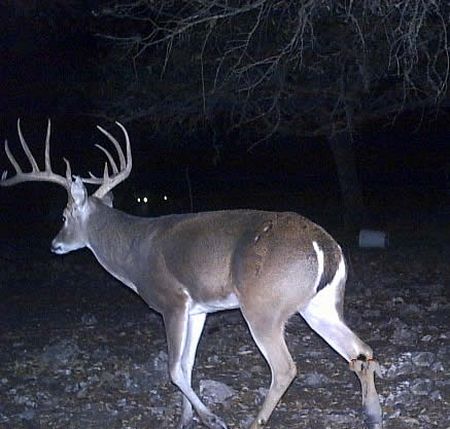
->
(312, 241), (324, 293)
(182, 313), (207, 382)
(179, 313), (207, 425)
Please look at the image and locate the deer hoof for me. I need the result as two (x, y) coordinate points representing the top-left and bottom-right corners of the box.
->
(350, 358), (383, 429)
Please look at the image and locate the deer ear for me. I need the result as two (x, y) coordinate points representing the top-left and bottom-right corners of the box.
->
(70, 176), (88, 206)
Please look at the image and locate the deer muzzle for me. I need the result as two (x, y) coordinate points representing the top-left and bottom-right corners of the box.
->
(51, 239), (66, 254)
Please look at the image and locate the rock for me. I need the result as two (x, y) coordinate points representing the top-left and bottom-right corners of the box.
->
(152, 350), (168, 373)
(410, 379), (433, 395)
(399, 416), (420, 425)
(431, 361), (444, 372)
(392, 296), (405, 305)
(327, 411), (356, 425)
(81, 313), (98, 326)
(411, 351), (435, 367)
(430, 390), (442, 400)
(41, 339), (80, 366)
(92, 345), (111, 360)
(303, 371), (331, 387)
(420, 334), (432, 342)
(391, 324), (418, 345)
(385, 353), (414, 378)
(199, 379), (236, 405)
(18, 408), (35, 421)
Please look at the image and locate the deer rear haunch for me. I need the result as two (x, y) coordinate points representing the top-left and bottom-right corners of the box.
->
(0, 120), (383, 429)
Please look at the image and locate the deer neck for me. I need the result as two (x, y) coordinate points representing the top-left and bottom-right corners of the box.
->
(84, 199), (154, 288)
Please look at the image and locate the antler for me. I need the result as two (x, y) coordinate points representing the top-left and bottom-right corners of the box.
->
(81, 121), (132, 199)
(0, 119), (72, 191)
(1, 120), (132, 199)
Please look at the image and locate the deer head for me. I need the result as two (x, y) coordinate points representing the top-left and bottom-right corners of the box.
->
(1, 119), (132, 254)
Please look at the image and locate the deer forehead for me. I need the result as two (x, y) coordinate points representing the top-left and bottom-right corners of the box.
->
(64, 197), (92, 218)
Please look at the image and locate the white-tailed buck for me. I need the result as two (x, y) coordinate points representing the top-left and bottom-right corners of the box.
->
(1, 120), (383, 429)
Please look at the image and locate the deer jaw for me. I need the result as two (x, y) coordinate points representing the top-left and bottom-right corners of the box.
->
(51, 177), (91, 254)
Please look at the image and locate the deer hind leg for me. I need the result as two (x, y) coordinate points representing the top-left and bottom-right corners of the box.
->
(241, 306), (297, 429)
(164, 309), (227, 429)
(300, 280), (383, 429)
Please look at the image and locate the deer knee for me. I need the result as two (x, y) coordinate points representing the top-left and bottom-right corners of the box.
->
(286, 361), (297, 381)
(169, 363), (185, 387)
(272, 361), (297, 391)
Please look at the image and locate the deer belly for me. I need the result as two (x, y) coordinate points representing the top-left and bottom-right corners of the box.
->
(189, 293), (240, 315)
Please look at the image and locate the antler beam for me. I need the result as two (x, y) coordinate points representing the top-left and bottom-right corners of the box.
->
(0, 119), (72, 191)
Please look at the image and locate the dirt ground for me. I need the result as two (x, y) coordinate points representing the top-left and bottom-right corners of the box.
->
(0, 230), (449, 429)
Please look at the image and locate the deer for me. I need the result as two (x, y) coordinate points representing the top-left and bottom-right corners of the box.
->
(0, 120), (383, 429)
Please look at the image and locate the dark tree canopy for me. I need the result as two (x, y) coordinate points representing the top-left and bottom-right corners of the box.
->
(95, 0), (450, 141)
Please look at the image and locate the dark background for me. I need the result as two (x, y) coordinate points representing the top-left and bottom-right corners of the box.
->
(1, 2), (450, 243)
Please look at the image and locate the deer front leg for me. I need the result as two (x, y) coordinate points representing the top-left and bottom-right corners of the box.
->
(164, 308), (227, 429)
(350, 357), (383, 429)
(178, 312), (207, 428)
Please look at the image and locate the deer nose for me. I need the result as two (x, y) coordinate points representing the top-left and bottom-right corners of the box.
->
(51, 239), (63, 254)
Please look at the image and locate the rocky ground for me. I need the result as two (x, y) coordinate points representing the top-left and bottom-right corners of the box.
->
(0, 231), (449, 429)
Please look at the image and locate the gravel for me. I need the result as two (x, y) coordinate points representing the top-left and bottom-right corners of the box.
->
(1, 240), (449, 429)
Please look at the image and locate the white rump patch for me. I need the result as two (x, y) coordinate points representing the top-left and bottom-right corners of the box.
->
(301, 256), (346, 324)
(312, 241), (324, 293)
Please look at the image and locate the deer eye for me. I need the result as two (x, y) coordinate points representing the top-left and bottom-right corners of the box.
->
(62, 215), (67, 223)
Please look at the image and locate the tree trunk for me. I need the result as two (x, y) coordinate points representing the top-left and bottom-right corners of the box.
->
(328, 132), (365, 229)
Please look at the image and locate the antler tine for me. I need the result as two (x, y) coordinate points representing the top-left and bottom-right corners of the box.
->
(63, 157), (72, 182)
(44, 120), (73, 181)
(95, 144), (119, 174)
(44, 119), (52, 172)
(17, 118), (39, 172)
(103, 162), (110, 180)
(91, 122), (132, 199)
(4, 139), (23, 174)
(80, 171), (105, 185)
(0, 119), (71, 191)
(96, 125), (126, 170)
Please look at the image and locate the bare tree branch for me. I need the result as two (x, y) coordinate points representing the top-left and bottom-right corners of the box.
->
(93, 0), (450, 140)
